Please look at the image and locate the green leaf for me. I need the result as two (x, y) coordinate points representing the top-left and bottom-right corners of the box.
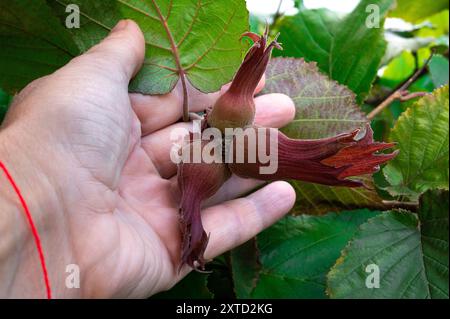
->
(293, 0), (304, 9)
(379, 51), (416, 89)
(383, 85), (449, 199)
(274, 9), (340, 81)
(0, 0), (79, 93)
(429, 55), (449, 88)
(415, 10), (449, 38)
(417, 190), (449, 298)
(390, 0), (449, 23)
(249, 14), (263, 33)
(230, 238), (260, 298)
(263, 58), (367, 139)
(262, 57), (385, 214)
(153, 271), (212, 299)
(275, 0), (395, 102)
(291, 178), (386, 215)
(327, 190), (449, 299)
(382, 33), (434, 66)
(232, 210), (381, 298)
(0, 87), (11, 122)
(205, 256), (236, 298)
(409, 74), (436, 92)
(50, 0), (249, 95)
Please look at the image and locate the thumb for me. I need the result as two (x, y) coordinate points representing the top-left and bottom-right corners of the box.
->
(80, 19), (145, 82)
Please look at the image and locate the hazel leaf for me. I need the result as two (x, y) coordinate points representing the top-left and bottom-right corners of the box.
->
(0, 0), (79, 93)
(274, 0), (395, 103)
(327, 190), (449, 299)
(383, 85), (449, 199)
(49, 0), (249, 95)
(231, 210), (381, 298)
(389, 0), (449, 23)
(262, 57), (385, 215)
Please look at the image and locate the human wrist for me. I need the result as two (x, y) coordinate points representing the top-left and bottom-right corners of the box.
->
(0, 166), (30, 298)
(0, 126), (72, 298)
(0, 126), (63, 232)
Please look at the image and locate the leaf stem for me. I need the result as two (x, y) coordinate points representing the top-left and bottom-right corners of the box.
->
(150, 0), (189, 122)
(270, 0), (284, 29)
(367, 53), (434, 120)
(382, 200), (419, 211)
(180, 71), (190, 122)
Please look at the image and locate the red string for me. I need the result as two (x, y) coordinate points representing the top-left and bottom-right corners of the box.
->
(0, 161), (52, 299)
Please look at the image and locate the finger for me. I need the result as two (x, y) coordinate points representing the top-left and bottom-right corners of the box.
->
(8, 20), (145, 125)
(129, 81), (213, 137)
(203, 176), (265, 207)
(131, 75), (266, 136)
(254, 93), (295, 127)
(167, 174), (265, 208)
(177, 181), (296, 277)
(141, 122), (191, 178)
(203, 181), (295, 257)
(141, 92), (295, 178)
(65, 19), (145, 84)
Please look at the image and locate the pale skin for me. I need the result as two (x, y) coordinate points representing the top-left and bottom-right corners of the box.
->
(0, 20), (296, 298)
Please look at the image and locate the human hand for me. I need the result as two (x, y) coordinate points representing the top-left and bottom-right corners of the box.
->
(0, 20), (296, 298)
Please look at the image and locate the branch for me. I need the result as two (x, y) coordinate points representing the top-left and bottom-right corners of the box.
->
(367, 53), (434, 120)
(270, 0), (283, 29)
(382, 200), (419, 212)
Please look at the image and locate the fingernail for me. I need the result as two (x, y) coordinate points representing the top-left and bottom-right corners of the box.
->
(111, 19), (128, 33)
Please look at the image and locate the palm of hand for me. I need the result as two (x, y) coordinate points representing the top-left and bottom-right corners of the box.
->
(2, 21), (295, 298)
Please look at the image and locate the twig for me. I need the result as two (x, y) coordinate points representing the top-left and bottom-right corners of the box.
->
(149, 0), (190, 122)
(398, 91), (428, 101)
(270, 0), (283, 29)
(367, 53), (434, 120)
(382, 200), (419, 211)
